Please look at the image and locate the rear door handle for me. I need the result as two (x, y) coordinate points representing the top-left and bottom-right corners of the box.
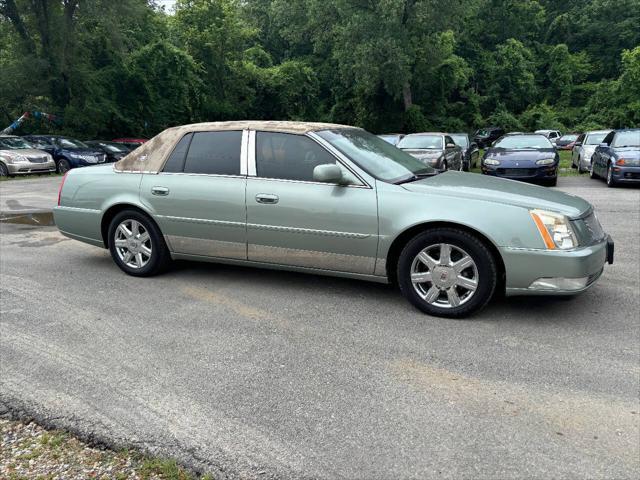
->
(151, 186), (169, 196)
(255, 193), (279, 204)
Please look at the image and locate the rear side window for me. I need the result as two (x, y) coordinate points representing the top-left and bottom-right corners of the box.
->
(163, 133), (192, 173)
(182, 131), (242, 175)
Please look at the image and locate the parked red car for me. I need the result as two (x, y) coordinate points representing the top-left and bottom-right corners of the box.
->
(554, 133), (580, 150)
(112, 138), (148, 150)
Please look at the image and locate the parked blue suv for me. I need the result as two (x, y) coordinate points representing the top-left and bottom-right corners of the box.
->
(23, 135), (107, 173)
(590, 129), (640, 187)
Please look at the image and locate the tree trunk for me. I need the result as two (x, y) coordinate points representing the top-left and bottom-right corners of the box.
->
(402, 81), (413, 111)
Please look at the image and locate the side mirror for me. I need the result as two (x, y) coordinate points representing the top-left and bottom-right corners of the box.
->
(574, 142), (582, 147)
(446, 142), (456, 149)
(313, 163), (346, 184)
(599, 142), (608, 148)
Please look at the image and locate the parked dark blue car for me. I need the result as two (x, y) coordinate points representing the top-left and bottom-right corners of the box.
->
(23, 135), (107, 173)
(590, 129), (640, 187)
(481, 133), (559, 186)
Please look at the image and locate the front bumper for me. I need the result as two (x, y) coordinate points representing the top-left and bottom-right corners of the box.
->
(482, 164), (558, 181)
(612, 165), (640, 183)
(6, 160), (57, 175)
(501, 236), (613, 296)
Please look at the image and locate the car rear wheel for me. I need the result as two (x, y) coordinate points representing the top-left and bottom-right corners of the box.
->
(397, 228), (498, 318)
(107, 210), (171, 276)
(57, 158), (71, 174)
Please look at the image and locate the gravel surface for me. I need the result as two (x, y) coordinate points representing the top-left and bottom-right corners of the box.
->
(1, 175), (639, 479)
(0, 418), (207, 479)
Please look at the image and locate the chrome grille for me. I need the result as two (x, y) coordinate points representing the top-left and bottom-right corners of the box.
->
(28, 156), (47, 163)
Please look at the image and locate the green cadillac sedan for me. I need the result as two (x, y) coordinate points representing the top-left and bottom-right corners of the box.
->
(53, 121), (614, 318)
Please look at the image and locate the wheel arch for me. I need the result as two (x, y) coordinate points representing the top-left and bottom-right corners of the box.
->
(100, 203), (160, 248)
(385, 221), (506, 294)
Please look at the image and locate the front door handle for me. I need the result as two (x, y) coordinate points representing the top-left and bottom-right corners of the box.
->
(151, 186), (170, 196)
(255, 193), (279, 204)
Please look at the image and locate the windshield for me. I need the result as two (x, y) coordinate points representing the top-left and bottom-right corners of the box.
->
(584, 132), (609, 145)
(316, 129), (435, 183)
(494, 135), (553, 149)
(558, 134), (578, 142)
(612, 131), (640, 147)
(378, 135), (401, 145)
(449, 134), (468, 148)
(397, 135), (443, 150)
(57, 137), (88, 148)
(99, 142), (128, 153)
(0, 137), (34, 149)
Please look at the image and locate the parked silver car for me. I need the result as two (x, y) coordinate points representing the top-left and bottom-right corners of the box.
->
(535, 130), (562, 145)
(0, 135), (56, 177)
(397, 133), (463, 171)
(571, 130), (612, 173)
(53, 121), (613, 318)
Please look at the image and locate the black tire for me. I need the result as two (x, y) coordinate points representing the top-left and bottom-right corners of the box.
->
(397, 228), (498, 318)
(606, 163), (616, 188)
(57, 158), (71, 174)
(542, 177), (558, 187)
(0, 162), (9, 177)
(590, 164), (598, 179)
(107, 209), (172, 277)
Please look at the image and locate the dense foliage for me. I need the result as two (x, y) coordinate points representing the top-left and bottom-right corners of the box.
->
(0, 0), (638, 138)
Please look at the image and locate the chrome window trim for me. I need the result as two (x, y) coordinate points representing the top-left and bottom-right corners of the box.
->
(248, 129), (256, 176)
(240, 129), (249, 175)
(155, 172), (247, 179)
(246, 130), (372, 189)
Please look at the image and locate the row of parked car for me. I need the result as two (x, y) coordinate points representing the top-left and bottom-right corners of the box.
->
(0, 135), (147, 176)
(378, 128), (640, 188)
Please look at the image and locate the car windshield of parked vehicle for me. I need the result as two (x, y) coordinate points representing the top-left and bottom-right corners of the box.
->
(378, 135), (400, 144)
(0, 137), (33, 149)
(449, 134), (469, 148)
(100, 142), (128, 153)
(584, 132), (609, 145)
(397, 135), (443, 150)
(493, 135), (552, 149)
(58, 137), (88, 149)
(316, 129), (435, 184)
(612, 131), (640, 147)
(559, 134), (578, 142)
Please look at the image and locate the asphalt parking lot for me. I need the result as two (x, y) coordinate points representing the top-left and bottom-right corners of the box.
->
(1, 175), (639, 479)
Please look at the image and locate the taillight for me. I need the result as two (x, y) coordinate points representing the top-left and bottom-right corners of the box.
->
(57, 171), (69, 206)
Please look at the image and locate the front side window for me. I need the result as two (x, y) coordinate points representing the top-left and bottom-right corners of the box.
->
(183, 131), (242, 175)
(256, 132), (338, 182)
(397, 135), (443, 150)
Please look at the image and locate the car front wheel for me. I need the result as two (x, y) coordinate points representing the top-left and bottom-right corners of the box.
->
(57, 158), (71, 174)
(107, 210), (171, 277)
(397, 228), (498, 318)
(606, 163), (617, 187)
(0, 162), (9, 177)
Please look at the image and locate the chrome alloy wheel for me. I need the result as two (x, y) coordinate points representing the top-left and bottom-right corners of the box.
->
(113, 219), (152, 269)
(410, 243), (479, 309)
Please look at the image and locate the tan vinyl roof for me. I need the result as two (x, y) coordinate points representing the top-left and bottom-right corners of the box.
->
(114, 121), (354, 173)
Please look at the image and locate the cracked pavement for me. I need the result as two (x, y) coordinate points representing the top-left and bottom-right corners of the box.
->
(1, 176), (639, 479)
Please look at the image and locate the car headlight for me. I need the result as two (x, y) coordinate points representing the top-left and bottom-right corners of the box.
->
(536, 158), (555, 165)
(484, 158), (500, 166)
(9, 154), (28, 164)
(530, 209), (578, 250)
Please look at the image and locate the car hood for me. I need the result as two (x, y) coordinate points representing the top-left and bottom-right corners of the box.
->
(485, 148), (556, 166)
(0, 148), (49, 157)
(613, 146), (640, 160)
(64, 148), (104, 156)
(401, 171), (590, 217)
